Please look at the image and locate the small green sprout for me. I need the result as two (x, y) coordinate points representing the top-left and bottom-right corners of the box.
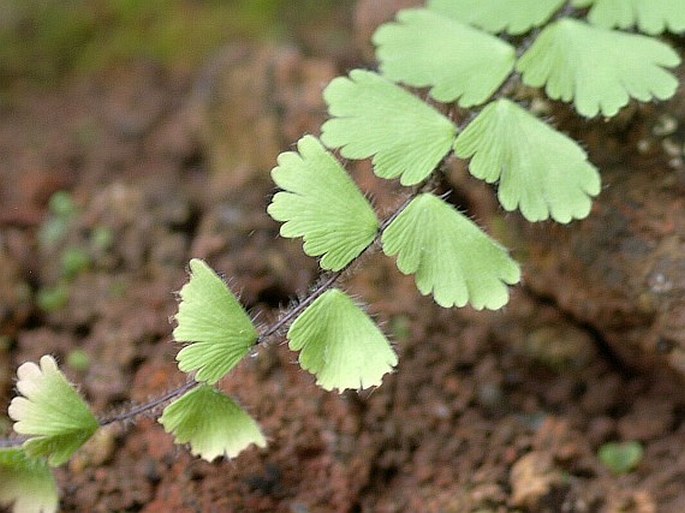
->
(60, 247), (91, 280)
(598, 441), (644, 475)
(66, 349), (90, 373)
(38, 191), (78, 249)
(36, 284), (69, 313)
(47, 191), (76, 218)
(89, 226), (114, 252)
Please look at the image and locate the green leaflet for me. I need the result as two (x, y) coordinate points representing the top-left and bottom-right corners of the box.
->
(268, 135), (379, 271)
(382, 194), (520, 310)
(454, 99), (601, 223)
(159, 385), (266, 462)
(174, 259), (258, 385)
(321, 69), (456, 186)
(7, 355), (99, 467)
(287, 289), (398, 392)
(429, 0), (565, 35)
(574, 0), (685, 35)
(517, 19), (680, 118)
(373, 8), (516, 106)
(0, 448), (58, 513)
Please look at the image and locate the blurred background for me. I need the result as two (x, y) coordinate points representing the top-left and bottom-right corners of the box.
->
(0, 0), (354, 89)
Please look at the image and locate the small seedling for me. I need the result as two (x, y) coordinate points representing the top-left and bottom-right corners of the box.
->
(89, 226), (114, 252)
(38, 191), (77, 249)
(66, 350), (90, 373)
(35, 285), (70, 314)
(2, 2), (684, 511)
(60, 247), (91, 280)
(598, 441), (645, 475)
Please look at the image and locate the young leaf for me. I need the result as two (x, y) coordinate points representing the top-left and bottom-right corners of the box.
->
(320, 70), (457, 186)
(267, 135), (379, 271)
(373, 8), (516, 106)
(159, 385), (266, 462)
(174, 259), (258, 385)
(428, 0), (565, 35)
(7, 355), (99, 467)
(382, 193), (520, 310)
(287, 289), (398, 392)
(573, 0), (685, 35)
(0, 448), (58, 513)
(454, 99), (601, 223)
(517, 19), (680, 117)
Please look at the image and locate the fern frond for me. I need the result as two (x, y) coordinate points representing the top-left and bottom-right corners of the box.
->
(0, 448), (58, 513)
(382, 193), (520, 310)
(428, 0), (565, 35)
(287, 289), (398, 392)
(574, 0), (685, 35)
(267, 135), (379, 271)
(373, 8), (516, 106)
(159, 385), (266, 462)
(454, 99), (601, 223)
(174, 259), (258, 385)
(517, 19), (680, 117)
(7, 356), (99, 467)
(321, 69), (457, 186)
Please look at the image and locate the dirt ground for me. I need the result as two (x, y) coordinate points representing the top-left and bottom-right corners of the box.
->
(2, 3), (685, 512)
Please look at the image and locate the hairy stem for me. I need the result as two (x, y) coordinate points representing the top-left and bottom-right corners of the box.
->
(0, 186), (425, 443)
(98, 379), (199, 427)
(258, 191), (417, 342)
(101, 189), (420, 426)
(0, 437), (25, 449)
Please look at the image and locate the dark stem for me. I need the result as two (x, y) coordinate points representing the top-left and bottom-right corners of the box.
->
(0, 437), (25, 449)
(98, 379), (198, 426)
(257, 191), (417, 343)
(104, 190), (420, 423)
(0, 188), (423, 443)
(259, 271), (342, 341)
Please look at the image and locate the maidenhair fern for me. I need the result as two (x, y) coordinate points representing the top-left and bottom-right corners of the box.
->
(267, 135), (380, 269)
(0, 449), (57, 513)
(173, 258), (259, 384)
(8, 356), (99, 467)
(287, 288), (398, 391)
(454, 98), (601, 222)
(320, 70), (458, 185)
(2, 1), (683, 511)
(516, 18), (679, 117)
(159, 385), (266, 461)
(373, 9), (517, 106)
(382, 193), (521, 309)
